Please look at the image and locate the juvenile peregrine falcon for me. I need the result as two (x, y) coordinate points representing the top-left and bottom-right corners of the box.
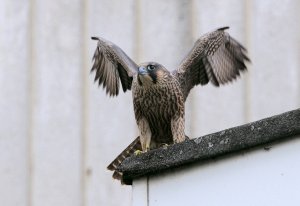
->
(91, 27), (250, 179)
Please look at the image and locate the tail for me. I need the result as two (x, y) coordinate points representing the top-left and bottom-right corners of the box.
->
(107, 136), (142, 180)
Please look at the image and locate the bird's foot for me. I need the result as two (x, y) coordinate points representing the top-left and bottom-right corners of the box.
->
(161, 143), (169, 149)
(134, 150), (143, 156)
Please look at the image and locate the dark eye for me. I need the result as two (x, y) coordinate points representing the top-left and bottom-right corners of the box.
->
(147, 65), (155, 71)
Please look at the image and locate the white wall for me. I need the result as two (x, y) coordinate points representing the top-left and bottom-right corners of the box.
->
(141, 137), (300, 206)
(0, 0), (299, 206)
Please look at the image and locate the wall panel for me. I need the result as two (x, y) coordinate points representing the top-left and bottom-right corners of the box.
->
(0, 1), (30, 206)
(250, 0), (300, 121)
(190, 0), (247, 137)
(86, 1), (137, 205)
(31, 0), (83, 205)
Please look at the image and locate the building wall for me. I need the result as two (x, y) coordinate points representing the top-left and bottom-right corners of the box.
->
(0, 0), (299, 206)
(133, 137), (300, 206)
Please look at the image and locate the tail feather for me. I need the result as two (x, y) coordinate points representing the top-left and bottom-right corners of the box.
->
(107, 136), (142, 180)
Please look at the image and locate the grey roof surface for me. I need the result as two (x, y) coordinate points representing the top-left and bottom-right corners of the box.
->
(118, 109), (300, 185)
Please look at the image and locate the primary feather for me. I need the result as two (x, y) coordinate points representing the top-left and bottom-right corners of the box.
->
(174, 27), (250, 100)
(91, 37), (138, 96)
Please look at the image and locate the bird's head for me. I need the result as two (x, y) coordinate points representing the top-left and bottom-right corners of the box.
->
(137, 62), (170, 86)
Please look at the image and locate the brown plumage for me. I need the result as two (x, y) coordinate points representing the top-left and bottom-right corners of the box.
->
(91, 27), (250, 181)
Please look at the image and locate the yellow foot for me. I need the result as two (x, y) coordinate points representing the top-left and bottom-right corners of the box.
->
(134, 150), (143, 156)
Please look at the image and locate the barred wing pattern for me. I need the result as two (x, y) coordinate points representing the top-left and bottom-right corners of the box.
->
(91, 37), (138, 96)
(174, 27), (250, 100)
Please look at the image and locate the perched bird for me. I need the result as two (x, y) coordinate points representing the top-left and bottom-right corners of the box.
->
(91, 27), (250, 180)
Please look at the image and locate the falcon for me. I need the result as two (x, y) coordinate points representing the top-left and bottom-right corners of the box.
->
(91, 27), (250, 180)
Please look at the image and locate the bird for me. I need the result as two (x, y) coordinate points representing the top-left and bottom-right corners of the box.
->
(91, 27), (250, 180)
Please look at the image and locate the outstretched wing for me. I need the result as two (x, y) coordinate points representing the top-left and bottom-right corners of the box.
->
(91, 37), (138, 96)
(174, 27), (250, 101)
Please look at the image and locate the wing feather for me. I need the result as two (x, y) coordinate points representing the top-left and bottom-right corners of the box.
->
(91, 37), (138, 96)
(174, 27), (250, 100)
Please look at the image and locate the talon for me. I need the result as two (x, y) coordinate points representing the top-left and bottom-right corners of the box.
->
(161, 143), (169, 149)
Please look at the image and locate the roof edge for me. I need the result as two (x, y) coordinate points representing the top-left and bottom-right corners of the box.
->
(118, 108), (300, 185)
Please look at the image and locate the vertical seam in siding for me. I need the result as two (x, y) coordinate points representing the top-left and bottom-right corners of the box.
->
(28, 0), (36, 205)
(81, 0), (89, 205)
(245, 0), (253, 122)
(134, 0), (142, 63)
(298, 1), (300, 106)
(147, 176), (149, 206)
(134, 0), (142, 136)
(188, 0), (197, 137)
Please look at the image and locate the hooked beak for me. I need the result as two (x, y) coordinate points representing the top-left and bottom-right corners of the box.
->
(138, 66), (148, 75)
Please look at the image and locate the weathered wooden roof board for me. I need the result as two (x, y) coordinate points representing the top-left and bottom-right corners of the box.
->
(118, 108), (300, 185)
